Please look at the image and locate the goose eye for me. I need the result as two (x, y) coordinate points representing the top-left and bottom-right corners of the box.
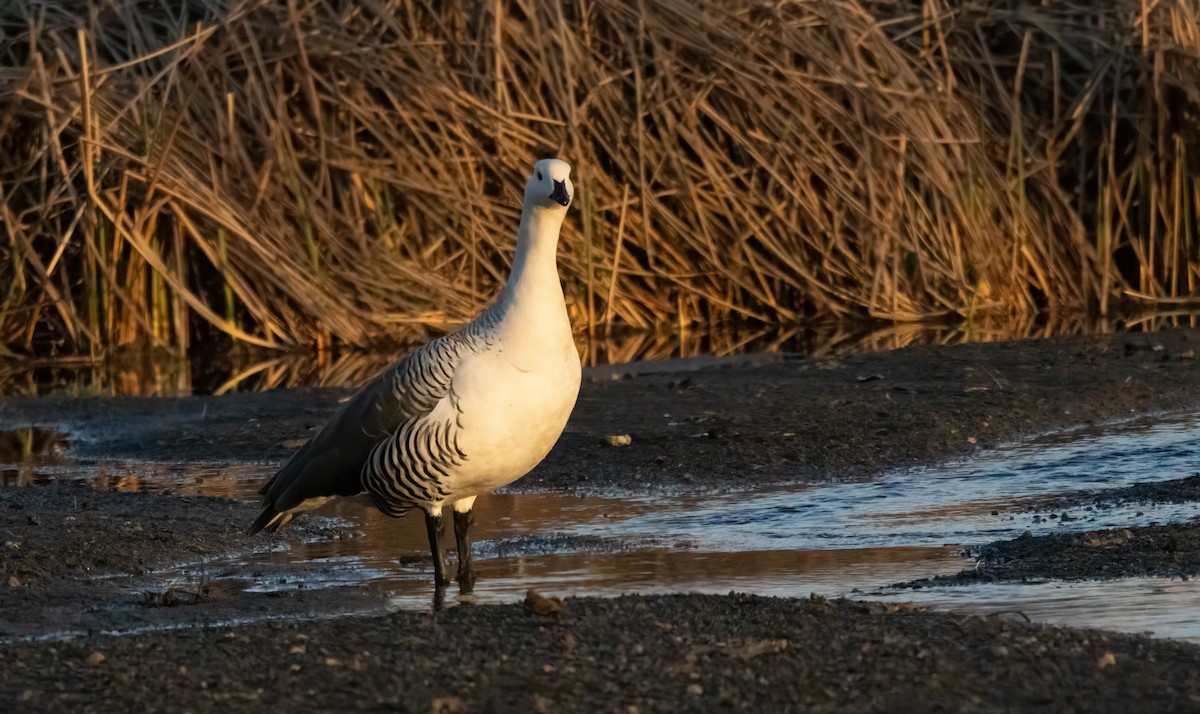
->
(536, 172), (543, 181)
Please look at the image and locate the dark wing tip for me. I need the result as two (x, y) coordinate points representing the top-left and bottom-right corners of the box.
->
(248, 506), (280, 536)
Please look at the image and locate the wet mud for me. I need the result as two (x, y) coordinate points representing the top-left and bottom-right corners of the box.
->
(5, 329), (1200, 710)
(0, 485), (380, 640)
(0, 485), (263, 588)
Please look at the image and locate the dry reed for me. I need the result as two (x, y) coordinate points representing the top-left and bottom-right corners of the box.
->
(0, 0), (1198, 354)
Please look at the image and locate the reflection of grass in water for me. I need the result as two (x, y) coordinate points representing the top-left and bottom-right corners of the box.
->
(0, 427), (67, 487)
(0, 310), (1190, 397)
(0, 427), (66, 461)
(0, 0), (1197, 354)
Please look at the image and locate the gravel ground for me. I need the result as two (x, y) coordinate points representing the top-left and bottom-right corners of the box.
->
(4, 594), (1199, 713)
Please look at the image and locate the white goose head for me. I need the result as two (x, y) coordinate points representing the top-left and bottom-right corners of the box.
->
(524, 158), (574, 210)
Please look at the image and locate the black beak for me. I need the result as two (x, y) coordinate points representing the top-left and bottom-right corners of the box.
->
(549, 179), (570, 207)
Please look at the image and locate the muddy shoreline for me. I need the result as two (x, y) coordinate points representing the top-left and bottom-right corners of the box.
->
(4, 330), (1200, 709)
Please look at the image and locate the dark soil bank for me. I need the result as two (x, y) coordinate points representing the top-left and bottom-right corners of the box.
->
(4, 594), (1200, 713)
(4, 329), (1200, 489)
(902, 522), (1200, 587)
(1031, 473), (1200, 512)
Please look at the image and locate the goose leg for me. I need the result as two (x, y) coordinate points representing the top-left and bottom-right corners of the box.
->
(424, 511), (449, 587)
(453, 507), (476, 591)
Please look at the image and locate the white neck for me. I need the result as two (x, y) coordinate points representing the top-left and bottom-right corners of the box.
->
(499, 201), (567, 314)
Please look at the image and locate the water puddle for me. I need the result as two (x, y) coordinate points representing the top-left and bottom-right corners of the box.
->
(872, 578), (1200, 642)
(4, 411), (1200, 641)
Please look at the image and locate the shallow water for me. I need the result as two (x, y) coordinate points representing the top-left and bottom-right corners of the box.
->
(874, 577), (1200, 642)
(3, 409), (1199, 641)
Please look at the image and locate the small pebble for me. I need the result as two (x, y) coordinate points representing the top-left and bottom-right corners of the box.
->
(524, 589), (566, 617)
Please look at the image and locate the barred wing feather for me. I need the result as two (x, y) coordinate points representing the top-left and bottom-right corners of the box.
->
(252, 330), (481, 532)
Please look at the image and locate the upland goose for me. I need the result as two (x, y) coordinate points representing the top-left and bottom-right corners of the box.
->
(251, 158), (581, 590)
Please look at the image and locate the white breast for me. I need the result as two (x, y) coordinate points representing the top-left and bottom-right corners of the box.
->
(449, 332), (581, 495)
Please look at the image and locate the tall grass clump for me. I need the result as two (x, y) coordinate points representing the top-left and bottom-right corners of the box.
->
(881, 0), (1200, 313)
(0, 0), (1198, 354)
